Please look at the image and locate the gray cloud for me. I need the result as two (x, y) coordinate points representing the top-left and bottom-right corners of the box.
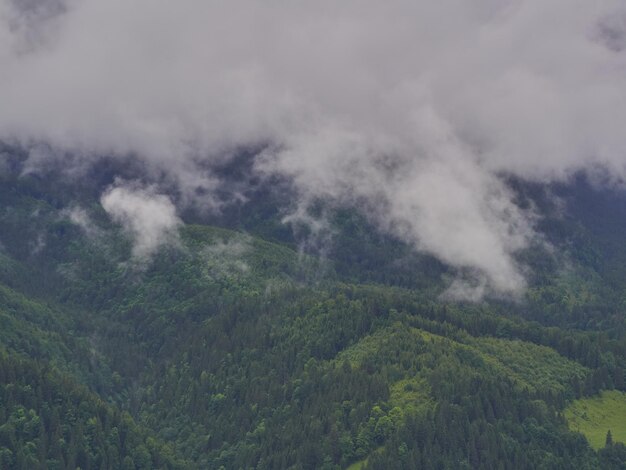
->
(2, 0), (626, 297)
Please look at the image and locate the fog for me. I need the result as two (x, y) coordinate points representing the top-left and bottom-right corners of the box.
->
(2, 0), (626, 296)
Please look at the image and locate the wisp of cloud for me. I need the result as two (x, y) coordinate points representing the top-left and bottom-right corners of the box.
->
(100, 182), (181, 260)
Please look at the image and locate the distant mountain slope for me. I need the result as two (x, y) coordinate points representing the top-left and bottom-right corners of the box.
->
(0, 159), (626, 468)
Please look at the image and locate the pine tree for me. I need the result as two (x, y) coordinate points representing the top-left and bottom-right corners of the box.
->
(605, 429), (613, 448)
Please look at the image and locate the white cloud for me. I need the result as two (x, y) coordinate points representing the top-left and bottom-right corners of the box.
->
(100, 183), (181, 259)
(2, 0), (626, 296)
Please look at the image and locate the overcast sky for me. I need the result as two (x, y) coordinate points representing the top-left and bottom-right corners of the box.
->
(2, 0), (626, 297)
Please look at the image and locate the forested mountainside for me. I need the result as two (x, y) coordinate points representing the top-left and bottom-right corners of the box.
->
(2, 153), (626, 469)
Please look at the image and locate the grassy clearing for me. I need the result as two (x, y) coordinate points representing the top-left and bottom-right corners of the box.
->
(565, 390), (626, 449)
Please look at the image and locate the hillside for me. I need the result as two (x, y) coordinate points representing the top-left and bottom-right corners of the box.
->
(1, 161), (626, 469)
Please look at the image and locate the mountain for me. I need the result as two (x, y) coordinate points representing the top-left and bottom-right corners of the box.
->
(1, 153), (626, 469)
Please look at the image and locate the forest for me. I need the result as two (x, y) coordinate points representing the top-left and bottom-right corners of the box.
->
(1, 151), (626, 469)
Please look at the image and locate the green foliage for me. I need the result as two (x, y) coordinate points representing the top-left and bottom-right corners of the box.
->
(1, 168), (626, 467)
(0, 348), (186, 469)
(473, 337), (589, 396)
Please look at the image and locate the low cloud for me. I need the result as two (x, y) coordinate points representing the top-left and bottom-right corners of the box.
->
(100, 183), (181, 259)
(201, 237), (250, 279)
(61, 206), (101, 239)
(2, 0), (626, 297)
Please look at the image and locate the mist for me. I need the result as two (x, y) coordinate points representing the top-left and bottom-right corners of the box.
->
(100, 183), (181, 259)
(2, 0), (626, 297)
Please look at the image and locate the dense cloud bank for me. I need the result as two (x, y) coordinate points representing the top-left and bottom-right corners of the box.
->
(2, 0), (626, 297)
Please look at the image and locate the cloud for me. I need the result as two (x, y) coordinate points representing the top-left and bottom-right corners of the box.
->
(2, 0), (626, 297)
(61, 205), (101, 239)
(100, 182), (181, 259)
(201, 237), (250, 279)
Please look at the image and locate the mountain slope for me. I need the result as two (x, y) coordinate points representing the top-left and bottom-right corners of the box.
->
(1, 164), (626, 468)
